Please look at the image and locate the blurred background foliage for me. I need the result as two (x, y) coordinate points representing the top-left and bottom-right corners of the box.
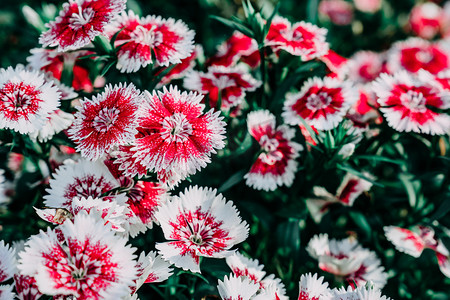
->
(1, 0), (450, 299)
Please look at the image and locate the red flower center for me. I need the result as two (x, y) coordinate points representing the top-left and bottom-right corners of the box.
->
(401, 90), (427, 112)
(93, 107), (120, 133)
(0, 82), (42, 120)
(306, 92), (332, 110)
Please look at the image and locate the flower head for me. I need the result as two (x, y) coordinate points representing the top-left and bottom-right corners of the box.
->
(132, 86), (226, 187)
(318, 0), (354, 26)
(0, 66), (61, 134)
(298, 273), (331, 300)
(0, 241), (16, 283)
(107, 11), (195, 73)
(69, 83), (144, 160)
(373, 70), (450, 135)
(132, 251), (172, 294)
(266, 16), (329, 61)
(39, 0), (126, 52)
(244, 110), (303, 191)
(155, 186), (249, 273)
(409, 2), (444, 39)
(18, 211), (137, 299)
(345, 51), (385, 84)
(283, 77), (357, 130)
(217, 274), (259, 300)
(332, 285), (391, 300)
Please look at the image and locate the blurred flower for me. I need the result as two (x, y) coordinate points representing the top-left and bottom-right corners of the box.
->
(347, 87), (381, 129)
(283, 77), (357, 131)
(373, 70), (450, 135)
(320, 49), (348, 77)
(217, 274), (259, 300)
(409, 2), (444, 39)
(132, 86), (226, 188)
(39, 0), (126, 52)
(155, 186), (249, 273)
(184, 65), (261, 111)
(244, 110), (303, 191)
(106, 11), (195, 73)
(353, 0), (382, 13)
(307, 234), (388, 288)
(69, 83), (144, 160)
(345, 51), (385, 85)
(0, 284), (14, 300)
(0, 66), (61, 135)
(298, 273), (331, 300)
(266, 16), (329, 61)
(0, 241), (16, 283)
(0, 170), (9, 206)
(319, 0), (354, 26)
(18, 211), (137, 299)
(387, 38), (450, 75)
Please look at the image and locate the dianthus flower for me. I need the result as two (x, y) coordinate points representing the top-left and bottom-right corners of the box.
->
(409, 2), (444, 39)
(106, 11), (195, 73)
(155, 186), (249, 273)
(332, 285), (391, 300)
(39, 0), (126, 52)
(298, 273), (331, 300)
(217, 274), (260, 300)
(345, 51), (385, 84)
(69, 83), (144, 160)
(283, 77), (357, 131)
(0, 241), (16, 284)
(244, 110), (303, 191)
(132, 86), (226, 187)
(373, 70), (450, 135)
(0, 66), (61, 134)
(18, 212), (137, 299)
(266, 16), (329, 61)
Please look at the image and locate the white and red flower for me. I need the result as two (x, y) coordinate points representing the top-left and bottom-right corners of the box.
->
(347, 87), (381, 129)
(320, 49), (348, 77)
(13, 274), (42, 300)
(217, 274), (260, 300)
(184, 65), (261, 110)
(332, 285), (391, 300)
(131, 86), (226, 187)
(157, 46), (200, 87)
(345, 51), (385, 85)
(266, 16), (329, 61)
(409, 2), (444, 40)
(307, 234), (388, 288)
(44, 159), (126, 208)
(155, 186), (249, 273)
(387, 38), (450, 75)
(132, 251), (172, 294)
(244, 110), (303, 191)
(0, 66), (61, 135)
(29, 109), (74, 143)
(372, 70), (450, 135)
(306, 173), (373, 223)
(106, 11), (195, 73)
(39, 0), (126, 52)
(18, 211), (137, 299)
(283, 77), (357, 130)
(318, 0), (354, 26)
(298, 273), (330, 300)
(384, 225), (450, 277)
(0, 241), (16, 284)
(208, 31), (259, 68)
(69, 83), (144, 160)
(226, 252), (288, 299)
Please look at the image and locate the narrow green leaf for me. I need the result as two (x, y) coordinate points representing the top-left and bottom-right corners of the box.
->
(100, 60), (116, 77)
(210, 15), (254, 38)
(218, 170), (246, 193)
(349, 211), (372, 238)
(399, 173), (419, 208)
(353, 155), (405, 166)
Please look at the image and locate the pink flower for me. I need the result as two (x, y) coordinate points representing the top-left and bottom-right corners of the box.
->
(353, 0), (382, 13)
(39, 0), (126, 52)
(208, 31), (260, 68)
(132, 86), (226, 187)
(409, 2), (444, 40)
(298, 273), (330, 300)
(13, 274), (42, 300)
(155, 186), (249, 273)
(69, 83), (144, 160)
(320, 49), (348, 77)
(107, 11), (195, 73)
(387, 38), (450, 75)
(318, 0), (354, 26)
(345, 51), (385, 84)
(184, 65), (261, 111)
(0, 66), (61, 135)
(18, 211), (137, 299)
(244, 110), (303, 191)
(283, 77), (357, 130)
(373, 71), (450, 135)
(266, 16), (329, 61)
(307, 234), (388, 288)
(347, 87), (381, 129)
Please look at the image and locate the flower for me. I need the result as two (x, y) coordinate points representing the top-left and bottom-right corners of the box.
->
(184, 65), (261, 110)
(244, 110), (303, 191)
(157, 46), (200, 87)
(13, 274), (42, 300)
(0, 65), (60, 135)
(283, 77), (357, 131)
(387, 38), (450, 75)
(226, 252), (288, 299)
(306, 173), (373, 223)
(353, 0), (382, 13)
(318, 0), (354, 26)
(409, 2), (444, 40)
(18, 211), (137, 299)
(106, 11), (195, 73)
(39, 0), (126, 52)
(69, 83), (144, 160)
(298, 273), (330, 300)
(217, 274), (259, 300)
(332, 285), (391, 300)
(155, 186), (249, 273)
(132, 86), (226, 187)
(307, 234), (388, 288)
(0, 241), (16, 284)
(266, 16), (329, 61)
(345, 51), (385, 85)
(372, 70), (450, 135)
(131, 251), (172, 294)
(44, 159), (127, 208)
(0, 285), (14, 300)
(29, 109), (74, 143)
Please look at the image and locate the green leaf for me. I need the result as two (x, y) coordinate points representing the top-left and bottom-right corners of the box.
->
(429, 198), (450, 221)
(210, 15), (254, 38)
(353, 155), (405, 166)
(306, 0), (320, 24)
(100, 60), (116, 77)
(349, 211), (372, 238)
(399, 173), (420, 208)
(218, 170), (246, 193)
(177, 271), (209, 285)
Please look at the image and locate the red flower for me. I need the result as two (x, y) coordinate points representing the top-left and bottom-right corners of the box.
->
(409, 2), (444, 39)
